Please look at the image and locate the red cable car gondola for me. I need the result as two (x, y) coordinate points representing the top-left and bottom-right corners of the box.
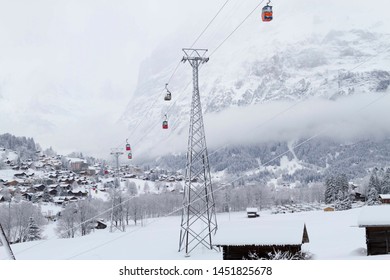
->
(125, 139), (131, 151)
(128, 152), (132, 159)
(262, 1), (273, 22)
(164, 83), (172, 101)
(162, 114), (168, 129)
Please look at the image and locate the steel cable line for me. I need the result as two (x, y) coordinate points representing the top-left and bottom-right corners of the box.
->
(65, 89), (389, 259)
(160, 22), (390, 170)
(4, 2), (237, 258)
(130, 0), (267, 152)
(63, 43), (390, 259)
(58, 2), (390, 259)
(13, 2), (390, 259)
(21, 75), (387, 260)
(209, 0), (266, 57)
(114, 0), (234, 152)
(157, 61), (390, 189)
(189, 0), (231, 49)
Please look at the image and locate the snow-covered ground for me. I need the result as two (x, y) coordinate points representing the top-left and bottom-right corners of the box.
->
(6, 206), (390, 260)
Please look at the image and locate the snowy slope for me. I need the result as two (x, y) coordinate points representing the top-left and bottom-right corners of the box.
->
(7, 206), (390, 260)
(119, 0), (390, 158)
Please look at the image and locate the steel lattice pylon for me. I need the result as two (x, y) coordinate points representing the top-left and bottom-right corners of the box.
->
(0, 222), (16, 260)
(179, 48), (217, 256)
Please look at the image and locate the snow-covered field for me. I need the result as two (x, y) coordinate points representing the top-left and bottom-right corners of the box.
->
(5, 206), (390, 260)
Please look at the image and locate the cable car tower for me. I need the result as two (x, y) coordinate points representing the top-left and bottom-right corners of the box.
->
(179, 48), (217, 256)
(109, 148), (125, 232)
(0, 222), (16, 260)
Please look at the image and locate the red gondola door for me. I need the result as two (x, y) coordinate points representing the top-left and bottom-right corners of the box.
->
(163, 114), (168, 129)
(262, 1), (273, 22)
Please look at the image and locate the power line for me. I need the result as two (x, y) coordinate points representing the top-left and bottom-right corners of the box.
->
(15, 90), (388, 260)
(12, 2), (390, 260)
(65, 90), (389, 259)
(209, 0), (266, 57)
(117, 0), (235, 152)
(126, 0), (268, 153)
(190, 0), (231, 49)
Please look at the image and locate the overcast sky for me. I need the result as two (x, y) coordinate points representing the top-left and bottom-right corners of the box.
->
(0, 0), (225, 157)
(1, 0), (389, 160)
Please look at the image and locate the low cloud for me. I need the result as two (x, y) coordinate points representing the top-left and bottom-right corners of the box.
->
(141, 93), (390, 159)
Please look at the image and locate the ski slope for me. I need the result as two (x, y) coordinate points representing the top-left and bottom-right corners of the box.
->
(6, 206), (390, 260)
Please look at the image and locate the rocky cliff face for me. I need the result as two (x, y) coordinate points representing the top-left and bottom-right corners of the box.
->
(119, 0), (390, 170)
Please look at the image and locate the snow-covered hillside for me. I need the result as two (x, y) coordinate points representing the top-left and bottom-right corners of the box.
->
(6, 205), (390, 260)
(120, 0), (390, 158)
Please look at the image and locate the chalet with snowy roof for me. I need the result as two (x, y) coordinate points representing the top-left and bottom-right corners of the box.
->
(87, 166), (96, 176)
(59, 183), (72, 190)
(53, 196), (68, 205)
(213, 220), (309, 260)
(358, 205), (390, 256)
(94, 219), (107, 229)
(33, 184), (46, 192)
(246, 207), (260, 218)
(379, 194), (390, 204)
(14, 172), (27, 178)
(68, 158), (88, 173)
(68, 187), (88, 197)
(4, 180), (20, 187)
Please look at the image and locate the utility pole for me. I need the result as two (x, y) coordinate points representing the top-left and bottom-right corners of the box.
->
(109, 148), (125, 232)
(179, 48), (217, 256)
(0, 222), (16, 260)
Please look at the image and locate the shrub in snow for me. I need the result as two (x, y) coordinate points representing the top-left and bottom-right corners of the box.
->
(246, 249), (311, 260)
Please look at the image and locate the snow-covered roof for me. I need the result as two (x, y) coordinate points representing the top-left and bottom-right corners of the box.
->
(213, 220), (308, 246)
(358, 205), (390, 227)
(379, 194), (390, 199)
(246, 207), (258, 212)
(68, 157), (87, 163)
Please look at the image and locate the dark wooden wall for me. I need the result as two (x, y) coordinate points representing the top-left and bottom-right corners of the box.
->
(366, 227), (390, 255)
(222, 245), (302, 260)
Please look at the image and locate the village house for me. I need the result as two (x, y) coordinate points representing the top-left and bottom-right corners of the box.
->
(379, 194), (390, 204)
(68, 158), (89, 173)
(246, 207), (260, 218)
(213, 220), (309, 260)
(358, 205), (390, 255)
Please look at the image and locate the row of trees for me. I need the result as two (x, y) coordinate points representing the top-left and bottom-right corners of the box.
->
(324, 173), (351, 210)
(0, 201), (45, 243)
(365, 167), (390, 205)
(54, 179), (327, 239)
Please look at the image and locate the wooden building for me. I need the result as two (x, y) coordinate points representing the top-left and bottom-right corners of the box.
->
(246, 207), (260, 218)
(213, 220), (309, 260)
(358, 205), (390, 256)
(379, 194), (390, 204)
(323, 206), (335, 212)
(94, 220), (107, 229)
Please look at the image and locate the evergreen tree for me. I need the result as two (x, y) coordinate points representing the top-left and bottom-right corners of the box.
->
(367, 171), (381, 196)
(42, 187), (52, 202)
(26, 217), (42, 241)
(366, 173), (380, 206)
(337, 173), (349, 195)
(324, 176), (336, 204)
(335, 190), (352, 211)
(381, 168), (390, 194)
(366, 186), (380, 206)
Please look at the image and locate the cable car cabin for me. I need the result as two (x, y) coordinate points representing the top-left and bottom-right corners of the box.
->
(126, 144), (131, 151)
(128, 153), (132, 159)
(262, 5), (273, 22)
(164, 92), (171, 101)
(162, 120), (168, 129)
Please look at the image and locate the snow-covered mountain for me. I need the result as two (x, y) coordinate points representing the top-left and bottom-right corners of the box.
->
(119, 0), (390, 159)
